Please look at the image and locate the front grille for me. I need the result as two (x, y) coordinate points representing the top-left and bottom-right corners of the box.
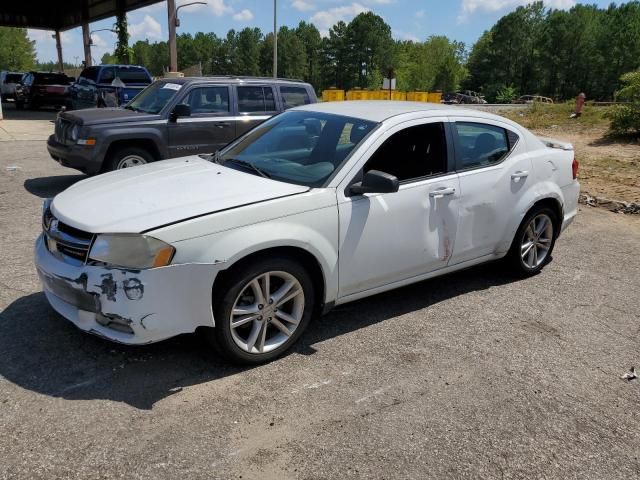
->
(44, 209), (94, 264)
(54, 118), (74, 144)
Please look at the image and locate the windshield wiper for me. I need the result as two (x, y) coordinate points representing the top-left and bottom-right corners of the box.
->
(223, 158), (271, 179)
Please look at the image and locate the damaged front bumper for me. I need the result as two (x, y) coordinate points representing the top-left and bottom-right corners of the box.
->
(34, 234), (222, 345)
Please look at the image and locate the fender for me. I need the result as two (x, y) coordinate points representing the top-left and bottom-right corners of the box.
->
(97, 124), (170, 161)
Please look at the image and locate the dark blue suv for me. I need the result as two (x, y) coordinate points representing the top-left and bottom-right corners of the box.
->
(68, 65), (152, 110)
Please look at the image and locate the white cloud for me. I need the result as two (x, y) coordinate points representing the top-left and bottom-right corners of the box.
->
(128, 14), (162, 39)
(394, 30), (419, 42)
(90, 32), (108, 47)
(292, 0), (316, 11)
(460, 0), (575, 17)
(232, 9), (254, 21)
(28, 29), (74, 46)
(416, 9), (425, 18)
(310, 2), (370, 30)
(208, 0), (233, 16)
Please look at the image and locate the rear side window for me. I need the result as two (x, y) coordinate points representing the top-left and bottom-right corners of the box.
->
(184, 86), (230, 114)
(454, 122), (514, 170)
(237, 86), (276, 113)
(79, 67), (99, 82)
(364, 122), (448, 182)
(280, 86), (311, 109)
(117, 67), (151, 83)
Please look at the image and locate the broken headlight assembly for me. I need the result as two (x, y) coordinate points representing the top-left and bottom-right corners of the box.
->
(88, 234), (175, 269)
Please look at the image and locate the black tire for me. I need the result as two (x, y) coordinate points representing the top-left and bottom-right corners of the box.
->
(506, 206), (558, 277)
(207, 256), (316, 365)
(104, 146), (154, 172)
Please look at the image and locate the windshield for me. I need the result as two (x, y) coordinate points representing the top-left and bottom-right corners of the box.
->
(219, 111), (377, 187)
(35, 74), (70, 85)
(125, 81), (181, 114)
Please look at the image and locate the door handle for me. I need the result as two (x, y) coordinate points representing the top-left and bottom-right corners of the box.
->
(429, 187), (456, 199)
(215, 122), (231, 128)
(511, 170), (529, 180)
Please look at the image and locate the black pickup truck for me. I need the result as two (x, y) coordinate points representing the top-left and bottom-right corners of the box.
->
(48, 76), (317, 173)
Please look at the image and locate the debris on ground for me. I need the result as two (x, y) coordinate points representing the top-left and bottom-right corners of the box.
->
(621, 367), (637, 381)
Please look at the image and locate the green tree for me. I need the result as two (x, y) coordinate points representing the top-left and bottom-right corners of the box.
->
(295, 21), (322, 89)
(0, 27), (36, 71)
(113, 12), (132, 64)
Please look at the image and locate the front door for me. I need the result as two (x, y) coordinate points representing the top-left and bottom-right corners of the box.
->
(448, 118), (534, 264)
(168, 85), (235, 157)
(337, 119), (460, 298)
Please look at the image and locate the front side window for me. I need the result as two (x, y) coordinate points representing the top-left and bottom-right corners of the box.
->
(99, 67), (116, 83)
(280, 86), (311, 109)
(117, 66), (152, 84)
(237, 86), (276, 113)
(79, 67), (98, 82)
(454, 122), (511, 169)
(183, 86), (229, 114)
(219, 111), (376, 187)
(363, 123), (448, 182)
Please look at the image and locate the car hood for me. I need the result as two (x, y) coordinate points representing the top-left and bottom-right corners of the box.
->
(60, 107), (162, 126)
(51, 157), (309, 233)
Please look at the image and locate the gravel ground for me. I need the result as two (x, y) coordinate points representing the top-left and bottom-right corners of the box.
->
(1, 105), (640, 480)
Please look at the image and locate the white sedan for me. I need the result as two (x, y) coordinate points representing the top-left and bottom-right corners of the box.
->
(35, 101), (579, 364)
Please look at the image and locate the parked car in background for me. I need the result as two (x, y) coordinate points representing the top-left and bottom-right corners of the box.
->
(0, 71), (25, 101)
(48, 76), (318, 174)
(513, 95), (554, 104)
(36, 101), (579, 364)
(15, 72), (73, 110)
(68, 65), (153, 110)
(442, 90), (487, 105)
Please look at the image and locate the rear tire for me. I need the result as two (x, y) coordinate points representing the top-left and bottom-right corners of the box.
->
(104, 146), (153, 172)
(506, 206), (558, 277)
(206, 256), (316, 365)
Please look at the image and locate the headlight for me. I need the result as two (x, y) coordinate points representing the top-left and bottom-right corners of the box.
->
(89, 234), (175, 269)
(70, 125), (80, 141)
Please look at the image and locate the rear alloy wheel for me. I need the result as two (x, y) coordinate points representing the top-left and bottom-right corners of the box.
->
(209, 257), (315, 364)
(105, 147), (153, 172)
(508, 207), (557, 276)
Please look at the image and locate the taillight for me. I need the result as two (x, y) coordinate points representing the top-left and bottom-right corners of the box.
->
(572, 157), (579, 179)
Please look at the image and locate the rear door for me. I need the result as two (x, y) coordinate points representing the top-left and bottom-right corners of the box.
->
(448, 118), (532, 264)
(167, 84), (235, 157)
(234, 85), (279, 137)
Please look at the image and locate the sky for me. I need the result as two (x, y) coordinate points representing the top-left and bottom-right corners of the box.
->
(28, 0), (622, 65)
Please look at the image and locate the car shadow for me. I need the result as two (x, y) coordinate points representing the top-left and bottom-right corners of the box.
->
(0, 263), (520, 410)
(24, 175), (86, 198)
(1, 101), (60, 121)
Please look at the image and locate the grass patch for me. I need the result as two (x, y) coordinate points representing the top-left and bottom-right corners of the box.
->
(500, 102), (609, 130)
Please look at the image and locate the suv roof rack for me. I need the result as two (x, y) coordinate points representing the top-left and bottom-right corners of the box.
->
(200, 75), (306, 83)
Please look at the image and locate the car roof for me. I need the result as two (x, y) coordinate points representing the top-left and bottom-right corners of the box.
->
(292, 101), (510, 123)
(155, 76), (309, 86)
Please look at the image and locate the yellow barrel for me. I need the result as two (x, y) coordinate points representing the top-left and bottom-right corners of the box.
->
(408, 91), (429, 102)
(427, 91), (442, 103)
(322, 89), (345, 102)
(346, 89), (370, 100)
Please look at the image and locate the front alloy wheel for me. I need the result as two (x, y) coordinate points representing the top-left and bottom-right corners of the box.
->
(209, 257), (315, 364)
(508, 206), (557, 276)
(230, 271), (305, 354)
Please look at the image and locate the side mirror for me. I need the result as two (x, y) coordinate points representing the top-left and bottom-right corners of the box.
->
(170, 103), (191, 120)
(349, 170), (399, 196)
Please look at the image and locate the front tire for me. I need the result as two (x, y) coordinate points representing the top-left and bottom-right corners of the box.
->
(104, 146), (153, 171)
(208, 257), (316, 365)
(507, 206), (558, 276)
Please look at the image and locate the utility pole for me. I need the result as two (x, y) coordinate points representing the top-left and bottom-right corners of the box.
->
(167, 0), (178, 72)
(82, 23), (92, 66)
(273, 0), (277, 78)
(55, 31), (64, 72)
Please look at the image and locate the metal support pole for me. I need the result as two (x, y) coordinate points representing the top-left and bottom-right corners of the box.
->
(168, 0), (178, 72)
(82, 23), (92, 67)
(273, 0), (277, 78)
(55, 30), (64, 72)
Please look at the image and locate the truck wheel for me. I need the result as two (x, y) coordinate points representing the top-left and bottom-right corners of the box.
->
(105, 147), (153, 171)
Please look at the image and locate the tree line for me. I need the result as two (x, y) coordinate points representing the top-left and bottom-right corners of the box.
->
(2, 1), (640, 101)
